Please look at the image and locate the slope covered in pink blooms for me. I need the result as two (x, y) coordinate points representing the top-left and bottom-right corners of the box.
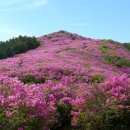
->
(0, 31), (130, 130)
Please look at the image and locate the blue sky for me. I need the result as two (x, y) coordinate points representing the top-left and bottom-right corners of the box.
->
(0, 0), (130, 42)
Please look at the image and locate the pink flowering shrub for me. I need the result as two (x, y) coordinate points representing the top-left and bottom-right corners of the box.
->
(0, 70), (130, 129)
(0, 75), (77, 129)
(101, 75), (130, 109)
(72, 75), (130, 130)
(98, 75), (130, 129)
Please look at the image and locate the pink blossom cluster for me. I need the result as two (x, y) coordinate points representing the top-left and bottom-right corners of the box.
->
(0, 74), (86, 129)
(100, 75), (130, 109)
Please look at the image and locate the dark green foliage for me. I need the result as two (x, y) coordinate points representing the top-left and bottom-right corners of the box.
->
(104, 56), (130, 67)
(26, 118), (44, 130)
(104, 56), (121, 64)
(76, 88), (130, 130)
(101, 108), (130, 130)
(21, 74), (46, 84)
(58, 30), (66, 33)
(0, 36), (40, 59)
(78, 109), (130, 130)
(78, 112), (104, 130)
(116, 59), (130, 68)
(123, 43), (130, 51)
(51, 103), (72, 130)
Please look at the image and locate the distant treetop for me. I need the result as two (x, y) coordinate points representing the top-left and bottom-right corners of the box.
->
(0, 35), (41, 59)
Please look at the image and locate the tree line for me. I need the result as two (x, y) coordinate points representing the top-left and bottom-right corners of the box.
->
(0, 36), (41, 59)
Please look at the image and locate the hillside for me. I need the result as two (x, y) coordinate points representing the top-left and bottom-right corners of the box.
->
(0, 31), (130, 79)
(0, 31), (130, 130)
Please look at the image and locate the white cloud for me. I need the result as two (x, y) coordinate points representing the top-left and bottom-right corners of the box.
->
(0, 0), (48, 12)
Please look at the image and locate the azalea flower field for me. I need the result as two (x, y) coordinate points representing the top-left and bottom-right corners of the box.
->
(0, 31), (130, 130)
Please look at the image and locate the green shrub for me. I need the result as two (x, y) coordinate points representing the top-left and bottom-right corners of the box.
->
(91, 74), (105, 83)
(116, 59), (130, 67)
(21, 74), (45, 84)
(103, 39), (117, 43)
(101, 108), (130, 130)
(101, 46), (110, 53)
(77, 108), (130, 130)
(77, 89), (130, 130)
(123, 43), (130, 51)
(104, 56), (130, 67)
(104, 56), (121, 64)
(51, 103), (72, 130)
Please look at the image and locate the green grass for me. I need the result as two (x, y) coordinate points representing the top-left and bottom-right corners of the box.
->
(101, 46), (110, 53)
(103, 39), (117, 43)
(104, 56), (130, 68)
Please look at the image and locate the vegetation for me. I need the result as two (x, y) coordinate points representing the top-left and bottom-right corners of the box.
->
(104, 56), (130, 67)
(76, 75), (130, 130)
(123, 43), (130, 51)
(0, 36), (40, 59)
(21, 73), (46, 84)
(103, 39), (117, 43)
(101, 46), (110, 53)
(91, 74), (105, 83)
(0, 32), (130, 130)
